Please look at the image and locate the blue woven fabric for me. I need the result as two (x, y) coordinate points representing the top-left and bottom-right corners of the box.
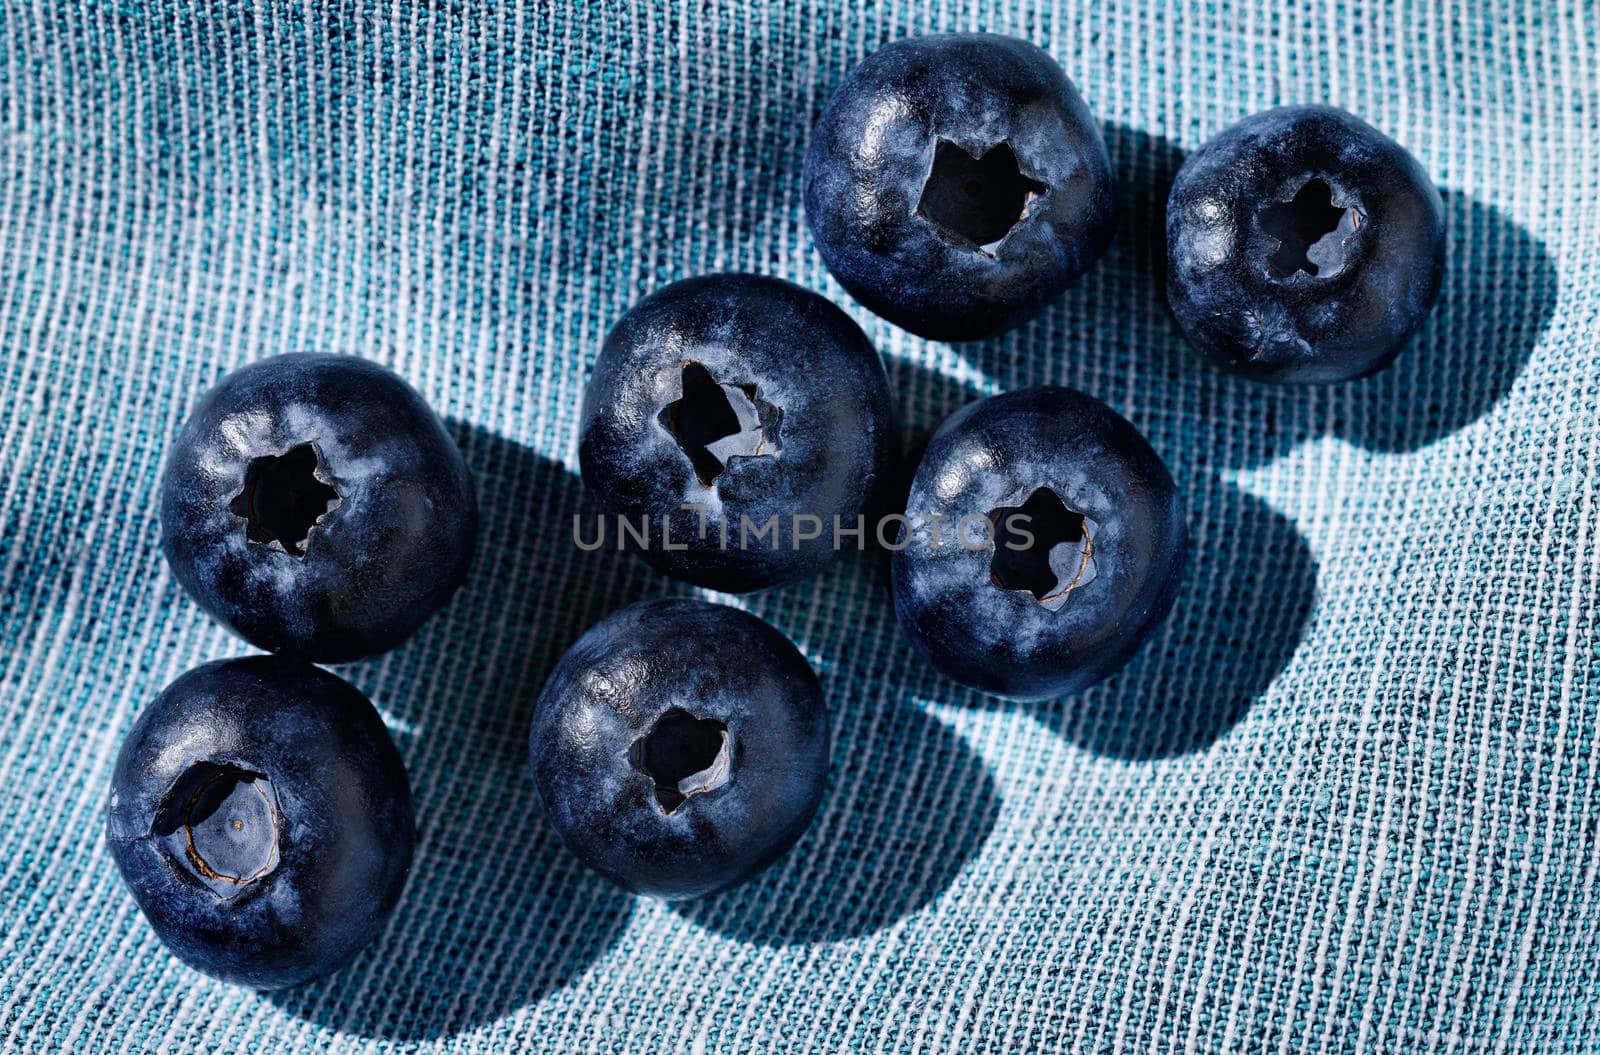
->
(1, 2), (1594, 1051)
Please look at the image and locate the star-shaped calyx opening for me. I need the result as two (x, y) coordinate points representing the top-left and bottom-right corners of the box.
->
(987, 487), (1098, 611)
(228, 442), (341, 558)
(657, 362), (781, 487)
(917, 139), (1047, 253)
(1259, 177), (1364, 278)
(630, 708), (731, 815)
(153, 761), (282, 900)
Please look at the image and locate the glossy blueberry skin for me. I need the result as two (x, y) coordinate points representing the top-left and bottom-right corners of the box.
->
(578, 274), (894, 593)
(530, 598), (829, 900)
(891, 387), (1186, 700)
(161, 354), (478, 663)
(803, 33), (1117, 341)
(1166, 106), (1446, 383)
(106, 657), (414, 989)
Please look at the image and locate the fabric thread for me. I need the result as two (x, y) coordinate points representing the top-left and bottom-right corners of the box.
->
(0, 1), (1595, 1051)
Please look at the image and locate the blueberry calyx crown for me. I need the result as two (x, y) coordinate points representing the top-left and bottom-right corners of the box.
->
(152, 761), (283, 899)
(227, 442), (342, 558)
(630, 708), (731, 814)
(1258, 177), (1364, 280)
(916, 139), (1047, 254)
(658, 361), (782, 487)
(986, 487), (1098, 611)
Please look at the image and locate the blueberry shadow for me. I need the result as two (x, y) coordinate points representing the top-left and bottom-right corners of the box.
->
(949, 122), (1186, 385)
(1032, 476), (1316, 759)
(1230, 185), (1558, 462)
(879, 361), (1317, 761)
(269, 425), (660, 1039)
(456, 423), (996, 949)
(673, 562), (1001, 945)
(267, 770), (633, 1041)
(960, 122), (1556, 469)
(1101, 122), (1186, 296)
(667, 371), (1006, 942)
(1113, 122), (1557, 466)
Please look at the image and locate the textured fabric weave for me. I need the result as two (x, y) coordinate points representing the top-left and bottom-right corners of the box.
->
(1, 1), (1595, 1051)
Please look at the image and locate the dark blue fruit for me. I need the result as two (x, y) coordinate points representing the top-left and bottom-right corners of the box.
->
(578, 274), (893, 593)
(1166, 105), (1446, 383)
(892, 387), (1186, 699)
(803, 33), (1117, 341)
(161, 354), (478, 663)
(106, 656), (414, 989)
(530, 598), (828, 900)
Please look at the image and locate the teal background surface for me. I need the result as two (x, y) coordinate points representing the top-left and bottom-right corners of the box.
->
(0, 1), (1594, 1051)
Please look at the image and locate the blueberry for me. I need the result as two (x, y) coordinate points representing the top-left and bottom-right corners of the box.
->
(891, 387), (1186, 699)
(803, 33), (1117, 341)
(578, 274), (893, 592)
(1166, 106), (1446, 383)
(161, 354), (478, 663)
(106, 656), (414, 989)
(530, 598), (828, 900)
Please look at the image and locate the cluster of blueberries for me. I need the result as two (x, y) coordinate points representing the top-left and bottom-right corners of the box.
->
(106, 33), (1445, 990)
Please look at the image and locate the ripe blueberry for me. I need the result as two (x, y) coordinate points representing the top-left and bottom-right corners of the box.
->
(106, 656), (414, 989)
(1166, 105), (1446, 383)
(803, 33), (1117, 341)
(161, 354), (478, 663)
(530, 598), (828, 900)
(578, 274), (894, 593)
(892, 387), (1186, 699)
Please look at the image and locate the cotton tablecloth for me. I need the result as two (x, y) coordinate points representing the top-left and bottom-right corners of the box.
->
(1, 1), (1595, 1051)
